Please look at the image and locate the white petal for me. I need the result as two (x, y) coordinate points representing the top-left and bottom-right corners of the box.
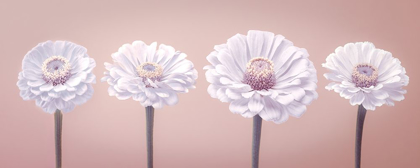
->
(65, 84), (76, 91)
(155, 89), (170, 98)
(71, 96), (86, 105)
(205, 70), (221, 84)
(206, 51), (221, 66)
(226, 89), (242, 100)
(371, 89), (389, 100)
(339, 88), (355, 99)
(74, 83), (86, 95)
(203, 65), (213, 70)
(116, 92), (132, 100)
(323, 73), (343, 82)
(54, 98), (67, 110)
(216, 50), (243, 79)
(44, 101), (57, 114)
(220, 77), (234, 85)
(325, 82), (337, 91)
(107, 86), (117, 96)
(166, 82), (187, 92)
(146, 42), (157, 62)
(361, 94), (376, 111)
(20, 90), (32, 100)
(361, 42), (375, 63)
(162, 52), (187, 72)
(145, 88), (157, 100)
(48, 91), (59, 98)
(241, 110), (259, 118)
(329, 52), (352, 79)
(350, 92), (364, 105)
(259, 97), (282, 123)
(30, 87), (41, 95)
(273, 112), (289, 124)
(17, 75), (29, 90)
(285, 101), (306, 118)
(300, 90), (318, 105)
(207, 84), (218, 98)
(275, 94), (294, 105)
(274, 47), (299, 75)
(40, 92), (52, 102)
(27, 80), (45, 87)
(84, 73), (96, 84)
(291, 87), (305, 101)
(22, 70), (42, 80)
(229, 98), (249, 114)
(271, 39), (294, 68)
(163, 91), (178, 106)
(227, 34), (248, 70)
(53, 84), (67, 92)
(118, 43), (141, 67)
(246, 30), (274, 58)
(267, 34), (286, 60)
(61, 41), (82, 60)
(61, 91), (76, 101)
(242, 91), (255, 98)
(257, 90), (271, 96)
(39, 83), (54, 91)
(216, 88), (231, 102)
(61, 103), (75, 113)
(156, 44), (175, 64)
(387, 89), (405, 101)
(66, 77), (82, 86)
(165, 60), (194, 75)
(277, 59), (309, 82)
(248, 94), (264, 114)
(72, 57), (90, 74)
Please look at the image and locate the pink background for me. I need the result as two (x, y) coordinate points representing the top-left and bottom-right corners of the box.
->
(1, 0), (419, 167)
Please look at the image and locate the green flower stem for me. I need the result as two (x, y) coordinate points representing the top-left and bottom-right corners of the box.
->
(252, 115), (263, 168)
(355, 105), (367, 168)
(145, 106), (154, 168)
(54, 109), (63, 168)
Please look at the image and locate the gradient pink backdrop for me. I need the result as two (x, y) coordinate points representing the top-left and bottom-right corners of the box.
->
(1, 0), (419, 167)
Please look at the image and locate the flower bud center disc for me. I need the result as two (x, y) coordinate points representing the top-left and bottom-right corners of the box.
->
(243, 57), (276, 90)
(42, 56), (72, 86)
(352, 63), (378, 88)
(137, 62), (163, 80)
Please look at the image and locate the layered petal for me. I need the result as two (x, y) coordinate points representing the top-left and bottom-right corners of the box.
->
(17, 41), (96, 113)
(323, 42), (408, 110)
(102, 41), (197, 108)
(204, 30), (317, 124)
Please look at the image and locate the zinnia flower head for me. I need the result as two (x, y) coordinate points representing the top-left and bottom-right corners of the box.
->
(204, 30), (318, 124)
(17, 41), (96, 113)
(323, 42), (409, 110)
(102, 41), (198, 108)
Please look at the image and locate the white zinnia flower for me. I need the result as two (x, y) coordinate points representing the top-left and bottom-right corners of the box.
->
(102, 41), (197, 108)
(204, 30), (318, 124)
(17, 41), (96, 113)
(323, 42), (409, 110)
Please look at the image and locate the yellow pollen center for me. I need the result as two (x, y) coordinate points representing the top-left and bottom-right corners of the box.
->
(246, 57), (274, 78)
(351, 63), (378, 88)
(41, 56), (71, 81)
(243, 57), (276, 90)
(136, 62), (163, 79)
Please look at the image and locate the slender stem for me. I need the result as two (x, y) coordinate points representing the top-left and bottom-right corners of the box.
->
(355, 105), (367, 168)
(252, 115), (263, 168)
(54, 109), (63, 168)
(145, 106), (154, 168)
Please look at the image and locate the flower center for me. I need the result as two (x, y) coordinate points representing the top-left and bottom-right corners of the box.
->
(243, 57), (276, 90)
(42, 56), (72, 86)
(136, 62), (163, 80)
(351, 63), (378, 88)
